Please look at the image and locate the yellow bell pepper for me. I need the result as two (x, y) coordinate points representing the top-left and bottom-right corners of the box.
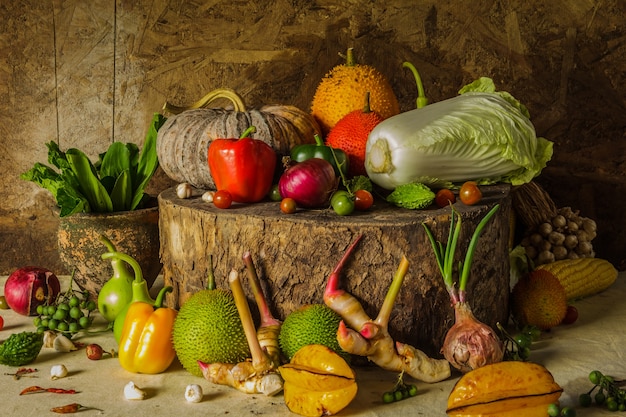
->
(118, 295), (177, 374)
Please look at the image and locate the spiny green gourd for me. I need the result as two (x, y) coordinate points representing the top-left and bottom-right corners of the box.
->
(172, 287), (250, 377)
(279, 303), (350, 362)
(0, 331), (44, 366)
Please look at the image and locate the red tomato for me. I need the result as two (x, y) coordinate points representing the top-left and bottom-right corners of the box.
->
(0, 315), (4, 331)
(562, 305), (578, 325)
(459, 181), (482, 205)
(213, 190), (233, 209)
(354, 189), (374, 211)
(280, 198), (297, 214)
(435, 189), (456, 208)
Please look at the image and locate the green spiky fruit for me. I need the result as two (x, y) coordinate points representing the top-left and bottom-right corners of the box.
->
(172, 288), (250, 377)
(279, 304), (350, 362)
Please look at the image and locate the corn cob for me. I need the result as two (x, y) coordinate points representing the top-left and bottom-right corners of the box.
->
(536, 258), (618, 300)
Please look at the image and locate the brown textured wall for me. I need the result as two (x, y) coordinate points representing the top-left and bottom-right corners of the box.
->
(1, 0), (624, 274)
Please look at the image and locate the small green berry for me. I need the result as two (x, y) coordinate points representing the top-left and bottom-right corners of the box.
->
(547, 403), (560, 417)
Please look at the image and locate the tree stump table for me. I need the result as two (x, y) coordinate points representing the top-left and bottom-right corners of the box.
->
(158, 184), (512, 358)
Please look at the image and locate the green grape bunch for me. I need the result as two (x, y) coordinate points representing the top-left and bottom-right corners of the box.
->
(33, 284), (97, 338)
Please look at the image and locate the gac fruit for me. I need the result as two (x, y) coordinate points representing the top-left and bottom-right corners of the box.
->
(511, 269), (567, 330)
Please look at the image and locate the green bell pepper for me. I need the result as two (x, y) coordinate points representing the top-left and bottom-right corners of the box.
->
(290, 134), (349, 177)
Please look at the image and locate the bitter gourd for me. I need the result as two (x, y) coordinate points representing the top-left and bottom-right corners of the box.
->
(0, 331), (44, 366)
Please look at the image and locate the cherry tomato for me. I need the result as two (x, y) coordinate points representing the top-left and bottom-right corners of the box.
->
(268, 184), (282, 202)
(330, 190), (351, 206)
(280, 197), (297, 214)
(0, 315), (4, 330)
(213, 190), (233, 209)
(354, 189), (374, 211)
(562, 305), (578, 325)
(459, 181), (482, 205)
(331, 192), (355, 216)
(435, 189), (456, 208)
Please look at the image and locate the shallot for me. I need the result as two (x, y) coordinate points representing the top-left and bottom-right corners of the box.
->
(278, 158), (338, 208)
(4, 267), (60, 316)
(422, 204), (503, 373)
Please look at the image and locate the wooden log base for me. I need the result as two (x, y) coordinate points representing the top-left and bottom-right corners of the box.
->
(158, 184), (512, 358)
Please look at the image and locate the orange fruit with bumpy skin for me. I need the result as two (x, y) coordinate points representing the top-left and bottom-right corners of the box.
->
(511, 269), (568, 330)
(311, 48), (399, 136)
(326, 93), (384, 177)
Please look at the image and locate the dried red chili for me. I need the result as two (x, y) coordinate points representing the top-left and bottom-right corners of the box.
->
(50, 403), (85, 414)
(20, 385), (78, 395)
(5, 367), (37, 380)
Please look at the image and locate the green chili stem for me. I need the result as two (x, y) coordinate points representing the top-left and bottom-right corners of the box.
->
(403, 61), (428, 109)
(313, 134), (324, 147)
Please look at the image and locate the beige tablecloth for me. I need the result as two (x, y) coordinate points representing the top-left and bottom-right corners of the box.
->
(0, 272), (624, 417)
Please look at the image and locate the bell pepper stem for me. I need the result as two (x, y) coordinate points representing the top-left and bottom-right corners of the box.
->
(154, 286), (173, 308)
(239, 125), (256, 139)
(313, 134), (324, 147)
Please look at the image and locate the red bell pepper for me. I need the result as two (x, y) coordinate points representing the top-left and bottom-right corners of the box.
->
(208, 126), (277, 203)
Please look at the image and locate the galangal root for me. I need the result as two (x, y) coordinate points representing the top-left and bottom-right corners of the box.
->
(199, 265), (283, 396)
(323, 234), (451, 383)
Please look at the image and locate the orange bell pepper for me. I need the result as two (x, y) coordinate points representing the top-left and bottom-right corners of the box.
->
(118, 293), (177, 374)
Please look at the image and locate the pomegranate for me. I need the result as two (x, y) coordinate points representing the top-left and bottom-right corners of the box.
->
(4, 267), (61, 316)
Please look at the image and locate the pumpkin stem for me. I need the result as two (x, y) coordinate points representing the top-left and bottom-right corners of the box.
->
(240, 126), (257, 139)
(162, 88), (247, 114)
(403, 62), (428, 109)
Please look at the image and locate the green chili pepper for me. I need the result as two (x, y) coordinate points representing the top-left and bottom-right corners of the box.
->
(290, 134), (349, 177)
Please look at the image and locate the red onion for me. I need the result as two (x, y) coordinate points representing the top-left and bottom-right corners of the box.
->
(278, 158), (338, 208)
(4, 267), (61, 316)
(441, 301), (504, 373)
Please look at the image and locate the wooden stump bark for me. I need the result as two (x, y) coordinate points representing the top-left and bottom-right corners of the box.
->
(158, 184), (512, 358)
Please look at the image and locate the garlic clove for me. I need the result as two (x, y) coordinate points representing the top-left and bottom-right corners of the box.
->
(201, 191), (215, 203)
(176, 183), (194, 199)
(124, 381), (147, 400)
(43, 330), (57, 348)
(50, 364), (68, 380)
(53, 334), (77, 352)
(184, 384), (203, 403)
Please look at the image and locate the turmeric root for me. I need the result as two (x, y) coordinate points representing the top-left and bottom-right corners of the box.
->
(323, 235), (451, 383)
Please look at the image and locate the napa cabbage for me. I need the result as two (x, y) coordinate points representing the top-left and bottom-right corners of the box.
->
(364, 77), (553, 190)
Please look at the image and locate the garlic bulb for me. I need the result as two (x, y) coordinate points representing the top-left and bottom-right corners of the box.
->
(124, 381), (147, 400)
(50, 364), (68, 379)
(184, 384), (203, 403)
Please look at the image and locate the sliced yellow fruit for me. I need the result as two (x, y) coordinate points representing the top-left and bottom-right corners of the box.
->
(447, 361), (563, 416)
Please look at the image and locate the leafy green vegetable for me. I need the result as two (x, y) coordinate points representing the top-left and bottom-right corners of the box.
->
(386, 182), (435, 209)
(21, 113), (166, 216)
(365, 77), (553, 190)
